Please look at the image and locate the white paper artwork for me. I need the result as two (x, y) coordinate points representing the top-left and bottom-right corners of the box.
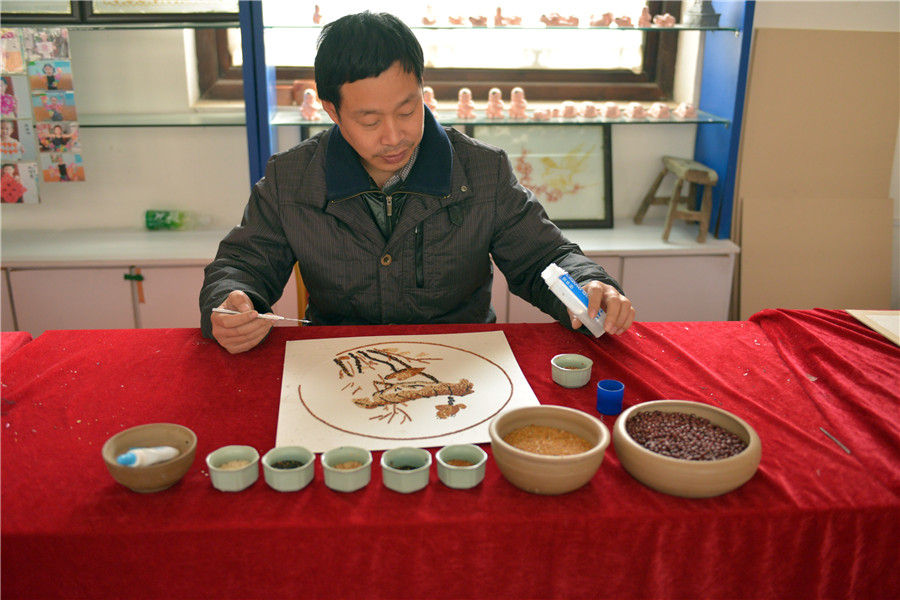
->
(276, 331), (541, 452)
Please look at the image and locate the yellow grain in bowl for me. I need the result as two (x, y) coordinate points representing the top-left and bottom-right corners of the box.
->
(503, 424), (593, 456)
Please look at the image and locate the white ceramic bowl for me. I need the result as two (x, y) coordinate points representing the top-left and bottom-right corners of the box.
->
(206, 445), (260, 492)
(381, 447), (431, 493)
(613, 400), (762, 498)
(322, 446), (372, 493)
(262, 446), (315, 492)
(436, 444), (488, 489)
(489, 405), (610, 495)
(551, 354), (593, 388)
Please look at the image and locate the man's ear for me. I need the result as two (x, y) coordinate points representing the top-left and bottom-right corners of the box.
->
(321, 100), (339, 124)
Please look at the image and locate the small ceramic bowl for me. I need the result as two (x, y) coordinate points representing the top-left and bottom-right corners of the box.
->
(489, 405), (610, 495)
(206, 445), (260, 492)
(322, 446), (372, 493)
(613, 400), (762, 498)
(262, 446), (315, 492)
(381, 447), (432, 493)
(436, 444), (488, 489)
(551, 354), (593, 388)
(101, 423), (197, 493)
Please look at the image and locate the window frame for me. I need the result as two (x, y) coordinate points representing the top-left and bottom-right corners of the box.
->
(195, 1), (681, 104)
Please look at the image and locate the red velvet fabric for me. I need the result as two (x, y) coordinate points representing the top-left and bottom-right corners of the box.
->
(2, 314), (898, 599)
(1, 331), (32, 363)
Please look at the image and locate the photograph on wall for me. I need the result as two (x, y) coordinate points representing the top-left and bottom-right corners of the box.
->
(1, 118), (37, 161)
(473, 124), (613, 228)
(36, 122), (79, 152)
(1, 161), (40, 203)
(22, 28), (70, 61)
(1, 29), (26, 75)
(2, 75), (31, 118)
(32, 91), (77, 122)
(40, 151), (83, 182)
(27, 59), (72, 91)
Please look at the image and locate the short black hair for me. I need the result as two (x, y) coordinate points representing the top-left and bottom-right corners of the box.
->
(314, 11), (424, 113)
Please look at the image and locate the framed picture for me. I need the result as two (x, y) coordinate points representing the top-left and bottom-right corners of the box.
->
(0, 2), (84, 24)
(474, 123), (614, 228)
(85, 0), (238, 22)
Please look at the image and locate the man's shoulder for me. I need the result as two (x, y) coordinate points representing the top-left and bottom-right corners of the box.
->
(444, 126), (504, 157)
(269, 128), (329, 168)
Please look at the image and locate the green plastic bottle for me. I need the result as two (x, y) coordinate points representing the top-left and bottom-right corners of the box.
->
(145, 209), (211, 230)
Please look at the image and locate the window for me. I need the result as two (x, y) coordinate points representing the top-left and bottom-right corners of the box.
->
(196, 1), (682, 104)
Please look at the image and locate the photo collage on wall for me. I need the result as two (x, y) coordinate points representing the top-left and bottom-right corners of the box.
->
(1, 26), (84, 204)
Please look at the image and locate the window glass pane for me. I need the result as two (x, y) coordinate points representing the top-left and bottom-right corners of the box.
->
(91, 0), (238, 15)
(1, 1), (74, 14)
(260, 0), (648, 71)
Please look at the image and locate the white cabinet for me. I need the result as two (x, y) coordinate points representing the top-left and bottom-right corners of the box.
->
(0, 229), (299, 335)
(620, 254), (735, 321)
(491, 221), (739, 324)
(8, 267), (135, 334)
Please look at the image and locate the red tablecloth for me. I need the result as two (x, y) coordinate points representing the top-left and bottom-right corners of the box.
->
(0, 331), (32, 363)
(2, 311), (898, 599)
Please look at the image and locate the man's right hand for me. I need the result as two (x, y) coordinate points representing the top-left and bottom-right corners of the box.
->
(210, 290), (273, 354)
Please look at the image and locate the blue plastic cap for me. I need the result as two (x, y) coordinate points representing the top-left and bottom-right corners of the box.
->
(596, 379), (625, 415)
(116, 451), (137, 466)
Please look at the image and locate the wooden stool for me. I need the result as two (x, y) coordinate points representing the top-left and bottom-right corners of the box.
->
(634, 156), (718, 242)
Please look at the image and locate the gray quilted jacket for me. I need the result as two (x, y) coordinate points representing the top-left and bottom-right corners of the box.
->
(200, 107), (621, 338)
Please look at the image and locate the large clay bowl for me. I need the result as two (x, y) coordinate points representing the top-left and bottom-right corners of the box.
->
(489, 405), (610, 495)
(613, 400), (761, 498)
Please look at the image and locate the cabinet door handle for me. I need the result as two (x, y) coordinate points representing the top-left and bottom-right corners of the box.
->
(124, 269), (145, 304)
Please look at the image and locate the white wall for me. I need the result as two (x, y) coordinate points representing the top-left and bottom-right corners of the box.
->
(750, 0), (900, 308)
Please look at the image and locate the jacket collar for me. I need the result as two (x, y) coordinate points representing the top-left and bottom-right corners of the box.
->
(325, 105), (452, 201)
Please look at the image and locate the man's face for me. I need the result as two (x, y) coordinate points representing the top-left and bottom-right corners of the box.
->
(321, 62), (424, 189)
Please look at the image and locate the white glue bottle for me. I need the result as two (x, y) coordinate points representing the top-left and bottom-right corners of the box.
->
(116, 446), (180, 467)
(541, 263), (606, 338)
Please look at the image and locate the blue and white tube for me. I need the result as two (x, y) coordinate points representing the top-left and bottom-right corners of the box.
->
(541, 263), (606, 338)
(116, 446), (180, 467)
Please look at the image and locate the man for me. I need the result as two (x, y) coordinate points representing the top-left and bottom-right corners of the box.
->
(201, 11), (634, 354)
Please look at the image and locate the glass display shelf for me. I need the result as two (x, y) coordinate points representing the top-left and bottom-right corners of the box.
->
(79, 112), (245, 128)
(271, 107), (730, 128)
(263, 24), (739, 33)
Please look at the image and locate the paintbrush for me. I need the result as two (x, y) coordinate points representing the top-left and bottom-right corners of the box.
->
(212, 307), (311, 324)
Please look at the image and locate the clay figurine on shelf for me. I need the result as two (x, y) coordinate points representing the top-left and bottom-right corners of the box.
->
(494, 8), (522, 26)
(653, 13), (677, 27)
(615, 16), (634, 28)
(448, 15), (465, 25)
(600, 101), (621, 118)
(485, 87), (505, 119)
(590, 13), (614, 27)
(674, 102), (697, 118)
(540, 13), (579, 27)
(532, 108), (552, 121)
(649, 102), (670, 119)
(559, 100), (579, 119)
(456, 87), (476, 119)
(313, 5), (322, 25)
(581, 101), (598, 118)
(624, 102), (646, 119)
(469, 15), (488, 27)
(300, 88), (322, 121)
(423, 86), (438, 113)
(422, 6), (436, 25)
(508, 86), (528, 119)
(638, 7), (652, 27)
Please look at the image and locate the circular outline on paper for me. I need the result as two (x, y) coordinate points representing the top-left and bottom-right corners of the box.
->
(298, 340), (514, 441)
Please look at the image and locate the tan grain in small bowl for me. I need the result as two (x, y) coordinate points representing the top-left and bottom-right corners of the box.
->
(101, 423), (197, 493)
(489, 405), (610, 495)
(613, 400), (761, 498)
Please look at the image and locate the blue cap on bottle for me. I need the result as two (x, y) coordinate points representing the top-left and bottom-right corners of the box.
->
(116, 451), (137, 466)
